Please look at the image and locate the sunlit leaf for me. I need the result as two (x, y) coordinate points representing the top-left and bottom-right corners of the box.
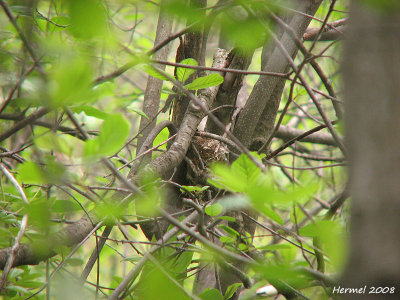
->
(53, 200), (82, 213)
(218, 224), (239, 237)
(18, 161), (45, 185)
(139, 268), (191, 300)
(217, 216), (236, 222)
(143, 65), (170, 81)
(49, 56), (95, 107)
(181, 185), (209, 192)
(224, 283), (243, 300)
(176, 58), (198, 82)
(73, 105), (109, 120)
(254, 264), (311, 289)
(68, 0), (107, 39)
(184, 73), (224, 90)
(169, 251), (194, 275)
(135, 172), (163, 217)
(219, 10), (268, 52)
(299, 220), (347, 268)
(205, 203), (223, 216)
(219, 236), (235, 244)
(199, 288), (223, 300)
(84, 114), (130, 158)
(128, 107), (148, 119)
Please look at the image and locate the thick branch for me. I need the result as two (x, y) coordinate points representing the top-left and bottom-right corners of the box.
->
(303, 18), (346, 41)
(0, 213), (98, 270)
(205, 48), (253, 135)
(0, 107), (49, 143)
(233, 0), (322, 149)
(275, 124), (339, 146)
(136, 0), (173, 166)
(141, 49), (229, 179)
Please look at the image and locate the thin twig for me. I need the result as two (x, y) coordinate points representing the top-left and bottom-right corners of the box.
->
(0, 215), (29, 291)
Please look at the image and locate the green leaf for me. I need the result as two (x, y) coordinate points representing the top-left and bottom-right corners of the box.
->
(299, 223), (321, 237)
(169, 251), (194, 275)
(68, 0), (107, 39)
(259, 204), (284, 225)
(205, 203), (223, 216)
(217, 216), (236, 222)
(219, 236), (235, 244)
(139, 268), (190, 300)
(73, 105), (109, 119)
(143, 65), (170, 81)
(199, 288), (223, 300)
(65, 258), (84, 266)
(218, 224), (240, 237)
(128, 107), (148, 119)
(152, 126), (170, 153)
(5, 285), (29, 295)
(219, 12), (267, 53)
(49, 56), (95, 107)
(184, 73), (224, 90)
(176, 58), (198, 82)
(135, 172), (163, 217)
(224, 283), (243, 300)
(53, 200), (82, 213)
(209, 153), (263, 193)
(18, 161), (45, 185)
(231, 154), (261, 188)
(26, 199), (51, 230)
(181, 185), (209, 192)
(254, 264), (310, 289)
(299, 220), (347, 268)
(84, 114), (130, 158)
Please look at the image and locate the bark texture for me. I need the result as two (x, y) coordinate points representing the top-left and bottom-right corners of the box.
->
(342, 2), (400, 298)
(233, 0), (322, 149)
(136, 0), (173, 164)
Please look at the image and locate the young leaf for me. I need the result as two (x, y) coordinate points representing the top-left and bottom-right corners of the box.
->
(143, 65), (169, 81)
(205, 203), (223, 216)
(176, 58), (198, 82)
(84, 114), (130, 158)
(128, 107), (148, 119)
(68, 0), (107, 39)
(184, 73), (224, 90)
(181, 185), (209, 192)
(72, 105), (109, 119)
(199, 288), (223, 300)
(224, 283), (243, 300)
(218, 224), (240, 237)
(97, 114), (130, 156)
(217, 216), (236, 222)
(219, 236), (235, 244)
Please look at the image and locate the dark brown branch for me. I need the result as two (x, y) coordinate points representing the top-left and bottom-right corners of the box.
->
(303, 18), (346, 41)
(0, 213), (99, 269)
(205, 48), (253, 136)
(233, 0), (323, 149)
(93, 25), (194, 85)
(0, 107), (49, 143)
(271, 11), (343, 119)
(136, 1), (173, 167)
(152, 59), (287, 78)
(275, 124), (339, 146)
(0, 0), (45, 76)
(266, 121), (340, 160)
(141, 49), (229, 179)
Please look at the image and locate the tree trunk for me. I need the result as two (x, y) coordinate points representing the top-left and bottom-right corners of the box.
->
(342, 2), (400, 298)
